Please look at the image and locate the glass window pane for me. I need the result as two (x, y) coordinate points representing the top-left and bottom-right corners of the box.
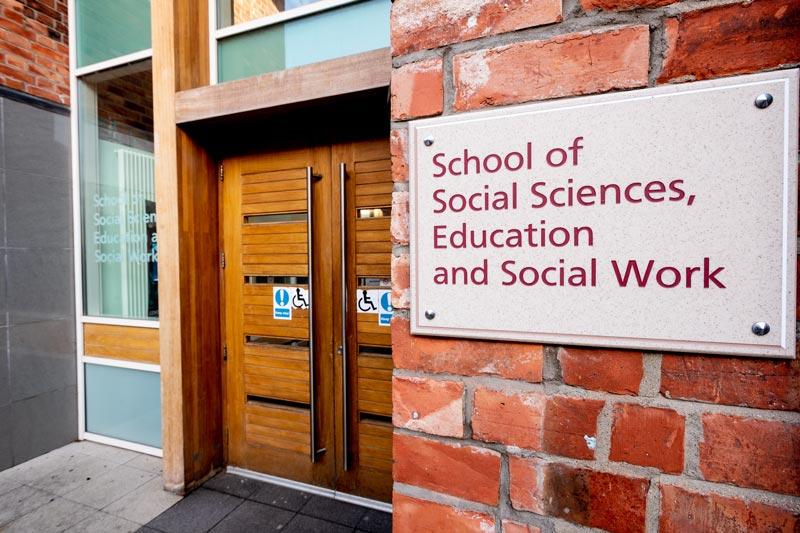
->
(76, 0), (152, 67)
(218, 0), (326, 28)
(218, 0), (390, 82)
(78, 61), (158, 320)
(85, 364), (161, 448)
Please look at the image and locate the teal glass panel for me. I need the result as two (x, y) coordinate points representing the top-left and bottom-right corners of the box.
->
(85, 364), (161, 448)
(217, 0), (390, 82)
(218, 25), (286, 82)
(76, 0), (152, 67)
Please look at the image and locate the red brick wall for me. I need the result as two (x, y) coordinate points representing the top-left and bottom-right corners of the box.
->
(0, 0), (69, 105)
(389, 0), (800, 531)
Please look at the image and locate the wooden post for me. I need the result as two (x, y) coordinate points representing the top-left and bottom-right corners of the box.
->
(152, 0), (223, 493)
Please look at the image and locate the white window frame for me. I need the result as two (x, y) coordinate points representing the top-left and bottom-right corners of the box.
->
(68, 0), (160, 457)
(209, 0), (363, 85)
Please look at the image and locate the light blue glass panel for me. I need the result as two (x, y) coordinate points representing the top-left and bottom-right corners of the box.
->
(217, 0), (390, 82)
(284, 0), (389, 69)
(85, 364), (161, 448)
(76, 0), (152, 67)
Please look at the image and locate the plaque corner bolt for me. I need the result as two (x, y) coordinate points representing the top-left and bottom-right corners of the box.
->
(754, 93), (773, 109)
(751, 321), (770, 336)
(423, 136), (434, 147)
(424, 309), (436, 320)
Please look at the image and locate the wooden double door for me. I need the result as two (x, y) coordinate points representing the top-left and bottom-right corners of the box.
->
(221, 138), (393, 501)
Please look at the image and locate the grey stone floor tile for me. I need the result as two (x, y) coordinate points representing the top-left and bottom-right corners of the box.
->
(65, 510), (140, 533)
(3, 496), (94, 533)
(209, 500), (295, 532)
(65, 440), (140, 464)
(28, 453), (117, 495)
(64, 464), (155, 510)
(357, 509), (392, 533)
(0, 476), (21, 497)
(300, 495), (367, 527)
(0, 485), (54, 527)
(1, 446), (85, 485)
(135, 528), (162, 533)
(104, 477), (182, 525)
(284, 513), (353, 533)
(204, 472), (264, 499)
(125, 453), (163, 474)
(146, 488), (243, 533)
(249, 482), (313, 512)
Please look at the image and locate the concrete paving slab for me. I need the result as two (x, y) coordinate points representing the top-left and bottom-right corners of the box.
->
(61, 440), (140, 464)
(65, 510), (140, 533)
(104, 477), (183, 525)
(0, 446), (85, 485)
(64, 464), (155, 510)
(249, 481), (312, 512)
(357, 508), (393, 533)
(3, 496), (95, 533)
(0, 476), (21, 497)
(204, 472), (264, 499)
(125, 453), (163, 475)
(0, 485), (54, 527)
(28, 453), (117, 495)
(300, 494), (368, 527)
(284, 513), (352, 533)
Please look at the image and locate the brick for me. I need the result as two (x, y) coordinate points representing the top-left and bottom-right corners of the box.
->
(610, 404), (684, 473)
(558, 347), (643, 395)
(391, 191), (409, 245)
(472, 388), (603, 458)
(473, 388), (545, 450)
(700, 414), (800, 495)
(509, 457), (649, 533)
(393, 433), (501, 505)
(658, 0), (800, 83)
(390, 128), (408, 183)
(582, 0), (677, 12)
(391, 0), (562, 56)
(393, 317), (543, 382)
(453, 25), (649, 111)
(393, 494), (496, 533)
(391, 58), (443, 120)
(502, 520), (542, 533)
(393, 376), (464, 437)
(391, 252), (410, 310)
(661, 354), (800, 411)
(660, 484), (800, 533)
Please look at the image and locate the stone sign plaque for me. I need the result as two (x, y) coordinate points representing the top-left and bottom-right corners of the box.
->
(409, 70), (799, 358)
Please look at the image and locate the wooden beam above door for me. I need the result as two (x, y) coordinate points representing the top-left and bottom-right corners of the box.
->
(174, 47), (391, 124)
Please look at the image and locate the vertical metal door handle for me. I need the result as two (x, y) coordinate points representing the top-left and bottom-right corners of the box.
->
(339, 162), (349, 471)
(306, 166), (318, 463)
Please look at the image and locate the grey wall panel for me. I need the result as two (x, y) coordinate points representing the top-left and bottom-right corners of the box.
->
(0, 95), (77, 471)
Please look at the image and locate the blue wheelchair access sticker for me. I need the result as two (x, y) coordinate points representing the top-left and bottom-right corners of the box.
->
(378, 291), (393, 326)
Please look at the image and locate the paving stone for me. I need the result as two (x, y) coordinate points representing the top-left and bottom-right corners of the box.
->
(1, 446), (85, 485)
(0, 485), (54, 527)
(28, 453), (117, 495)
(300, 495), (368, 527)
(204, 472), (264, 499)
(105, 477), (182, 525)
(249, 482), (313, 512)
(146, 488), (243, 533)
(64, 464), (155, 510)
(125, 454), (163, 474)
(209, 500), (294, 532)
(357, 508), (393, 532)
(284, 513), (353, 533)
(0, 476), (21, 497)
(64, 441), (140, 464)
(65, 510), (140, 533)
(3, 496), (94, 533)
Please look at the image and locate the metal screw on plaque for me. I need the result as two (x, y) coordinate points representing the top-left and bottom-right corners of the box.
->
(751, 322), (770, 336)
(423, 136), (434, 147)
(424, 309), (436, 320)
(412, 411), (420, 420)
(754, 93), (773, 109)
